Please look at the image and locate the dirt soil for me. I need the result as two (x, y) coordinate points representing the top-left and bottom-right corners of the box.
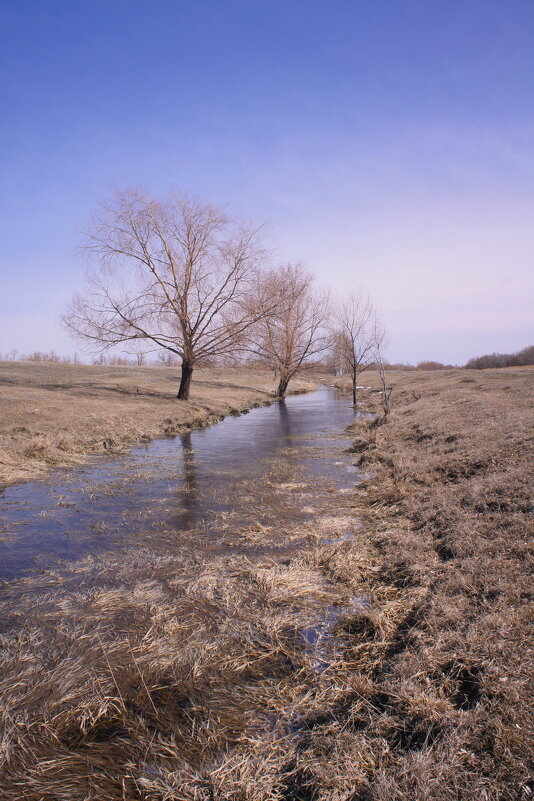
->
(0, 368), (532, 800)
(0, 362), (313, 488)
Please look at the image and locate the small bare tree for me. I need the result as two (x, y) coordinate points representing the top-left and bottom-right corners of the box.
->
(332, 293), (384, 406)
(247, 263), (329, 397)
(157, 351), (180, 367)
(63, 189), (268, 399)
(0, 350), (19, 362)
(125, 340), (149, 367)
(374, 344), (393, 421)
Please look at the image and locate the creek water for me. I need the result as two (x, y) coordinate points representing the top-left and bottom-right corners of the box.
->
(0, 388), (358, 585)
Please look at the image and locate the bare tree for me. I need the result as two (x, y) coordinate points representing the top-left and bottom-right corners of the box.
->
(374, 343), (393, 421)
(125, 339), (149, 367)
(247, 263), (329, 397)
(157, 351), (180, 367)
(24, 350), (61, 363)
(63, 189), (268, 399)
(332, 292), (384, 406)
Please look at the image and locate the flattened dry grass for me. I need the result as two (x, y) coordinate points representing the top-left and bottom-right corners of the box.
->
(0, 552), (357, 800)
(0, 362), (313, 488)
(0, 368), (532, 799)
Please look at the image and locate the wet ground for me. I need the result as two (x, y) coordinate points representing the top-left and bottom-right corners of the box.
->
(0, 388), (359, 586)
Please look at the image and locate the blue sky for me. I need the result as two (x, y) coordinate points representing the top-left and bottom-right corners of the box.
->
(1, 0), (533, 363)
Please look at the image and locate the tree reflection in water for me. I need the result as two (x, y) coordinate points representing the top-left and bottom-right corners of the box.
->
(177, 431), (197, 530)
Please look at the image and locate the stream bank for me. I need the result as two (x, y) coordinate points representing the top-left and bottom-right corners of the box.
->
(0, 370), (532, 800)
(0, 362), (314, 488)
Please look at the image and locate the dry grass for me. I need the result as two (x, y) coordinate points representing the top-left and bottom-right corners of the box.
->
(0, 368), (532, 799)
(0, 362), (313, 488)
(324, 367), (534, 799)
(0, 545), (358, 800)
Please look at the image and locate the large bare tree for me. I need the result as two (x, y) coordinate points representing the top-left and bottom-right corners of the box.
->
(63, 189), (267, 399)
(332, 292), (384, 406)
(247, 262), (329, 397)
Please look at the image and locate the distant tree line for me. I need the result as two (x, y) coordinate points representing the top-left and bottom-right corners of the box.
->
(465, 345), (534, 370)
(302, 358), (457, 373)
(6, 350), (531, 374)
(0, 351), (457, 373)
(0, 349), (144, 367)
(0, 350), (77, 364)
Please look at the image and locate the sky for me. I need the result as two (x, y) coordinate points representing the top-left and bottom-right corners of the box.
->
(1, 0), (533, 365)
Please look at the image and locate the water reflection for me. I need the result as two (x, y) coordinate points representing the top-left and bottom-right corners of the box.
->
(0, 389), (357, 582)
(171, 432), (198, 530)
(278, 399), (290, 438)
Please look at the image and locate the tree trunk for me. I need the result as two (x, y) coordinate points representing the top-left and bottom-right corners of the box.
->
(277, 374), (290, 398)
(352, 366), (357, 406)
(177, 359), (194, 400)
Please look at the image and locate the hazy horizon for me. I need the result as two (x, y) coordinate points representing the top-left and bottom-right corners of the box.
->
(1, 1), (533, 364)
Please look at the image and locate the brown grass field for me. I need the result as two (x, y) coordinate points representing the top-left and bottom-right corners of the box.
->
(0, 367), (532, 799)
(0, 361), (313, 488)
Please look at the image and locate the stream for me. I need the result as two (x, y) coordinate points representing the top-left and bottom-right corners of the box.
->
(0, 388), (359, 586)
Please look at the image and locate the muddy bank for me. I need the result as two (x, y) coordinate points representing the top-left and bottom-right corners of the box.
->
(0, 362), (314, 488)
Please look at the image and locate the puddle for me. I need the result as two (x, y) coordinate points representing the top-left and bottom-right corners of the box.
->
(301, 596), (370, 672)
(320, 530), (356, 545)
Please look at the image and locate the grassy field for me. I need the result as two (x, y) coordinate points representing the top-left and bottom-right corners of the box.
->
(0, 368), (532, 799)
(0, 361), (313, 488)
